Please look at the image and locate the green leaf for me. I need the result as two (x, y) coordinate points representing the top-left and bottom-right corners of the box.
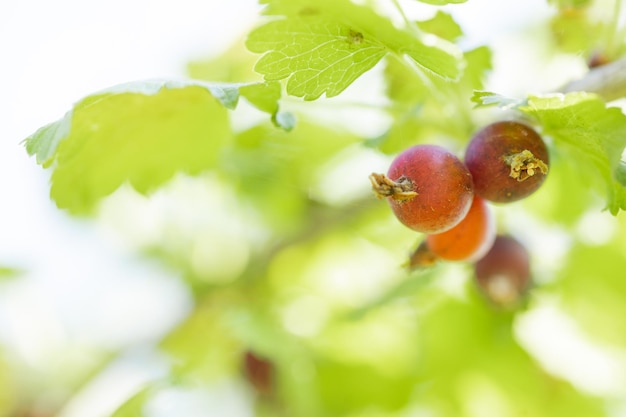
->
(238, 81), (296, 130)
(25, 82), (230, 214)
(246, 0), (463, 100)
(247, 19), (386, 100)
(0, 267), (22, 281)
(557, 241), (626, 348)
(616, 160), (626, 186)
(23, 79), (296, 214)
(461, 46), (492, 91)
(24, 111), (73, 166)
(550, 9), (603, 54)
(239, 82), (281, 114)
(518, 92), (626, 214)
(414, 295), (605, 417)
(160, 303), (240, 381)
(416, 10), (463, 42)
(315, 358), (414, 414)
(187, 38), (260, 83)
(110, 386), (152, 417)
(525, 153), (600, 226)
(223, 121), (360, 232)
(471, 90), (527, 109)
(26, 79), (288, 164)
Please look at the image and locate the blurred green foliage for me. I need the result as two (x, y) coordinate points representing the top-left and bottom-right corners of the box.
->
(11, 0), (626, 416)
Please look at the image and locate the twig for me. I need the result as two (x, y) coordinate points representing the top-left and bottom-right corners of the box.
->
(560, 56), (626, 102)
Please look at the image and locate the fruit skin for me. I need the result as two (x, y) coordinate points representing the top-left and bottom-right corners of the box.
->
(465, 121), (549, 203)
(474, 235), (530, 306)
(426, 196), (495, 262)
(379, 144), (474, 234)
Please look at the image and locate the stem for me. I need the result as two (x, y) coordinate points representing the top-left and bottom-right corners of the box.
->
(560, 56), (626, 102)
(390, 0), (417, 34)
(407, 240), (438, 270)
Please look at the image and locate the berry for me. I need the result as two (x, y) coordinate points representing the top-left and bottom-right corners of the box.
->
(474, 235), (531, 306)
(243, 351), (274, 396)
(426, 196), (495, 262)
(464, 121), (549, 203)
(588, 50), (610, 68)
(370, 144), (474, 234)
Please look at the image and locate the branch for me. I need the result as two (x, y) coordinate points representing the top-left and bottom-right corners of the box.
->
(560, 56), (626, 102)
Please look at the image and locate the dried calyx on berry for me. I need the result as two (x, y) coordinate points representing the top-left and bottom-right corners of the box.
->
(465, 121), (550, 203)
(370, 144), (474, 234)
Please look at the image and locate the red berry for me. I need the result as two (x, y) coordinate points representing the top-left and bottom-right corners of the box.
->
(474, 235), (531, 306)
(243, 351), (274, 396)
(370, 145), (474, 234)
(426, 196), (495, 262)
(464, 121), (549, 203)
(588, 50), (610, 68)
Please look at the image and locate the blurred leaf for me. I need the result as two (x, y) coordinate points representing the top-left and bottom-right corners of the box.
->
(314, 359), (414, 415)
(550, 8), (602, 54)
(308, 308), (421, 417)
(187, 38), (260, 83)
(347, 268), (437, 319)
(160, 300), (241, 381)
(524, 153), (601, 226)
(374, 46), (491, 154)
(557, 241), (626, 347)
(461, 46), (492, 91)
(0, 355), (17, 416)
(414, 294), (605, 416)
(24, 111), (73, 166)
(221, 121), (360, 232)
(616, 160), (626, 186)
(519, 92), (626, 214)
(416, 11), (463, 41)
(30, 84), (230, 214)
(272, 111), (297, 131)
(471, 90), (527, 109)
(0, 267), (22, 281)
(247, 0), (463, 100)
(239, 82), (281, 114)
(24, 80), (293, 214)
(239, 82), (296, 130)
(110, 386), (152, 417)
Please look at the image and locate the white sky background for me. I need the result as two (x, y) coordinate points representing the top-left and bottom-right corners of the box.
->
(1, 0), (624, 416)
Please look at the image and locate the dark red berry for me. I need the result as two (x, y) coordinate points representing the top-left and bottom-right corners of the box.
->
(370, 144), (474, 234)
(465, 121), (549, 203)
(588, 50), (610, 68)
(243, 351), (274, 396)
(474, 235), (531, 306)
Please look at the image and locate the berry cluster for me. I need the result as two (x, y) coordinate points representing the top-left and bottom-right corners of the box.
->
(371, 121), (548, 307)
